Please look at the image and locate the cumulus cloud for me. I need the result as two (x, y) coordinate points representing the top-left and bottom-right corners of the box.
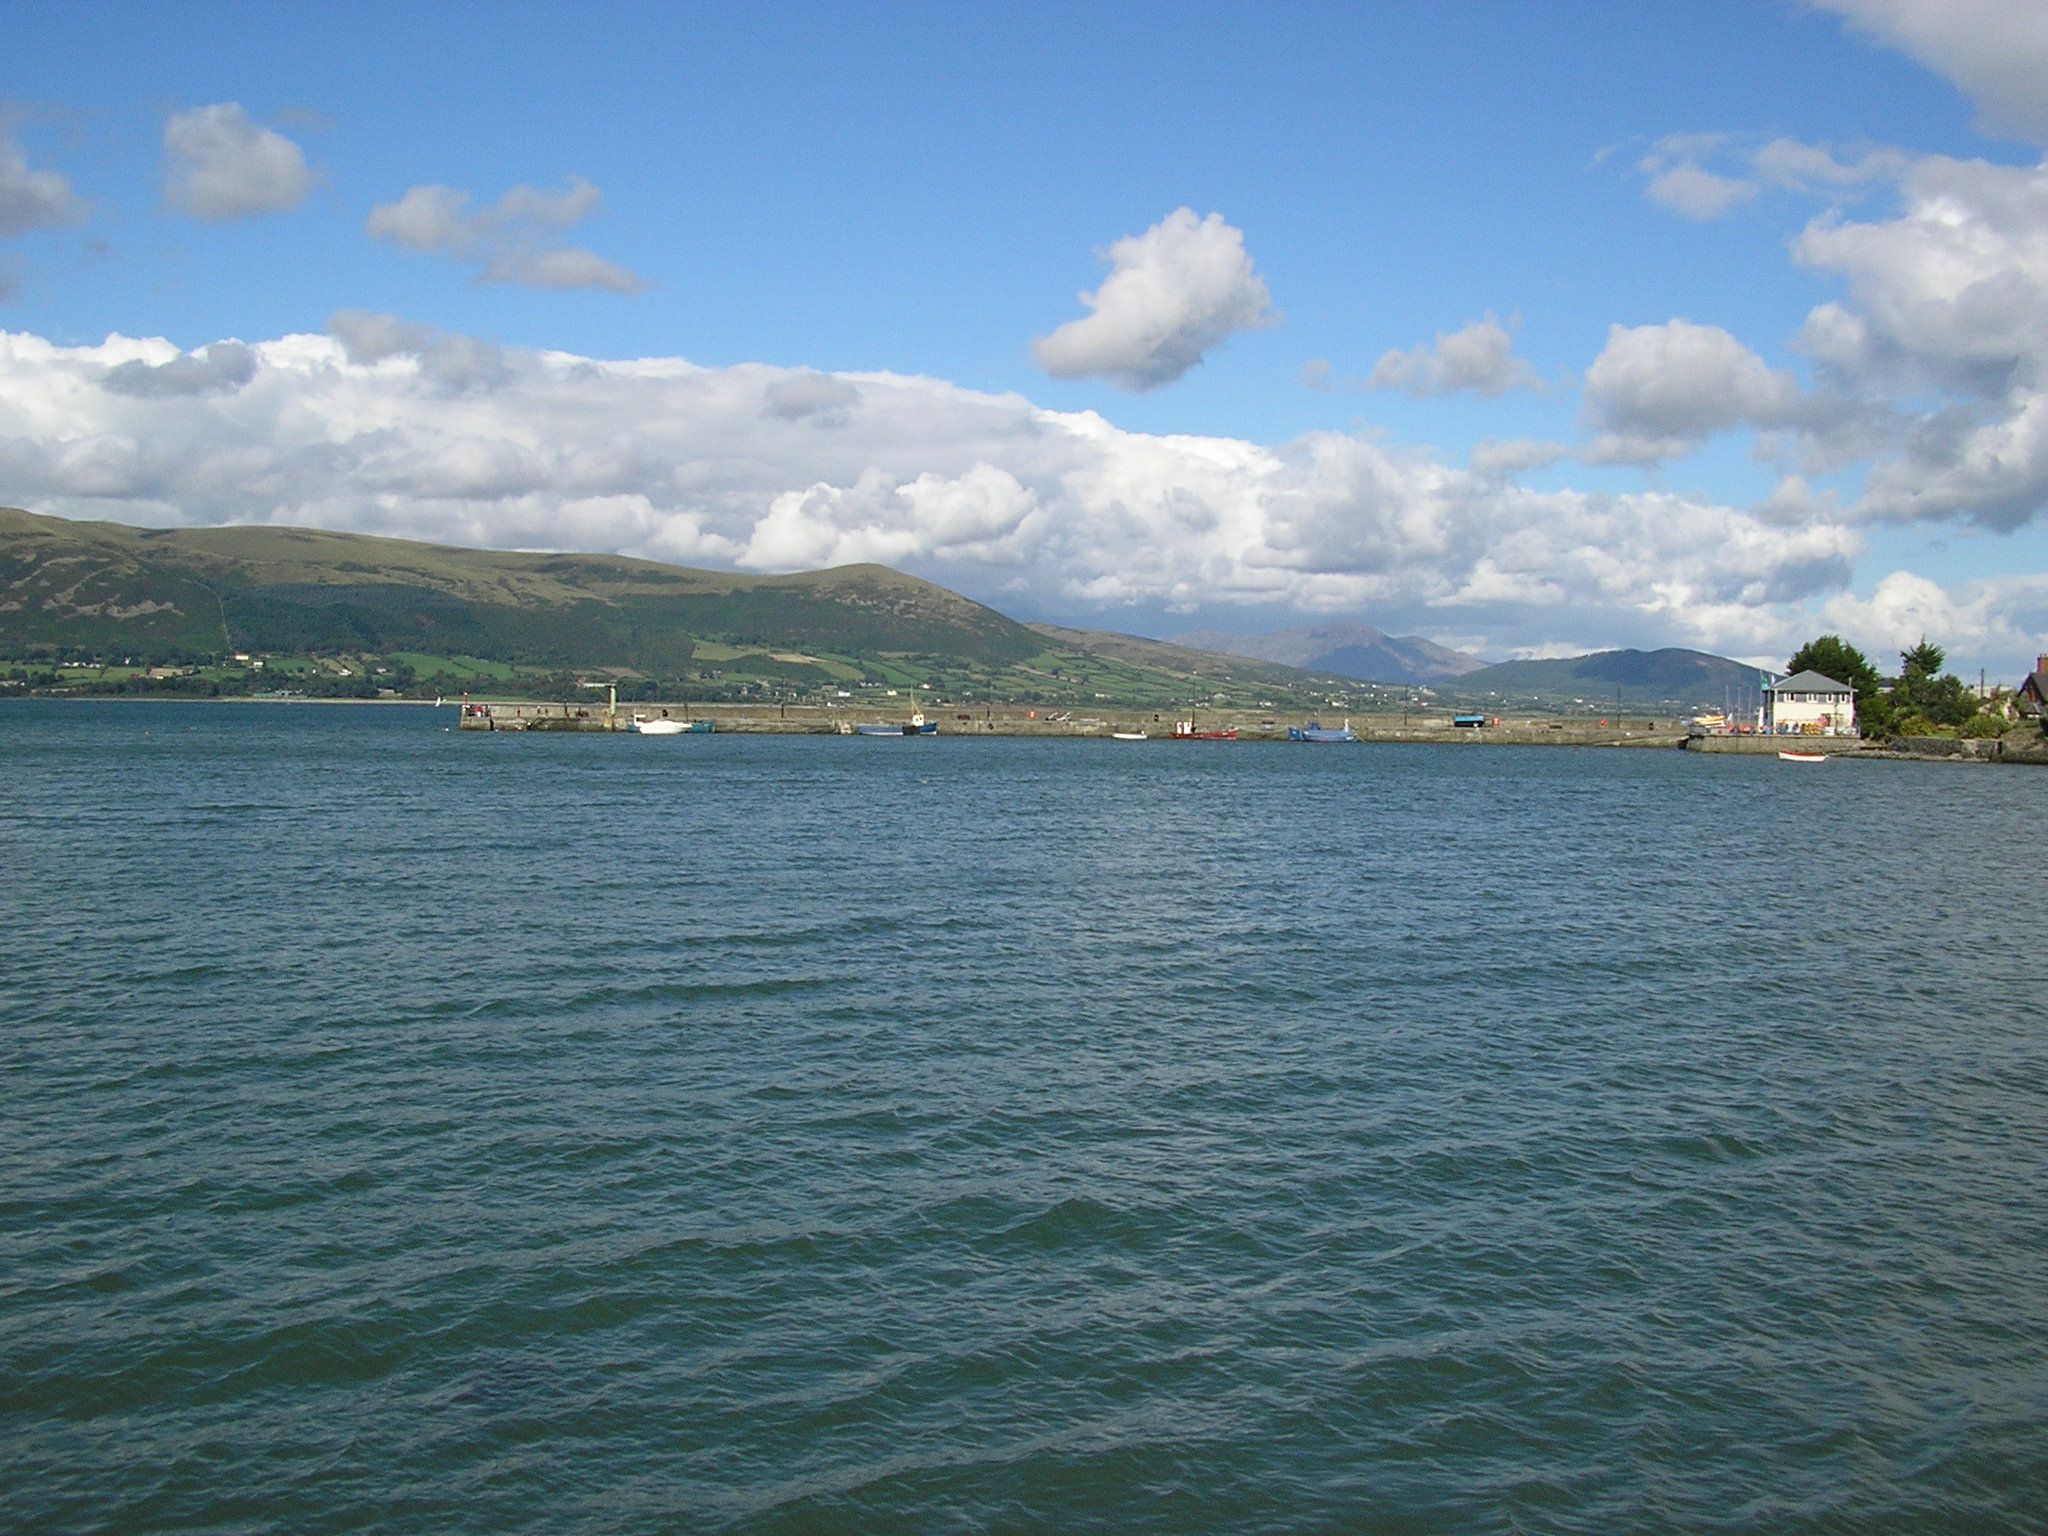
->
(101, 340), (256, 397)
(366, 177), (647, 293)
(1815, 0), (2048, 145)
(0, 323), (1881, 665)
(1034, 208), (1276, 389)
(1582, 320), (1803, 462)
(741, 465), (1042, 570)
(328, 309), (511, 390)
(163, 104), (314, 220)
(1365, 314), (1541, 397)
(1785, 152), (2048, 527)
(1822, 568), (2048, 664)
(0, 132), (84, 239)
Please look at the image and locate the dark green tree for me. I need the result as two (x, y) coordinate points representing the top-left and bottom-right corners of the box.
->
(1786, 635), (1880, 701)
(1900, 638), (1945, 681)
(1886, 637), (1980, 733)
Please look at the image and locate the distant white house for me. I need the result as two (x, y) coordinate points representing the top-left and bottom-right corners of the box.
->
(1768, 670), (1856, 735)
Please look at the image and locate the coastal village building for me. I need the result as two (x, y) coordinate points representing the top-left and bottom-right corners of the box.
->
(1767, 670), (1857, 736)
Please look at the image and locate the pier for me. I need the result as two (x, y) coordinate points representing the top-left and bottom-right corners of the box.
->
(458, 697), (1691, 744)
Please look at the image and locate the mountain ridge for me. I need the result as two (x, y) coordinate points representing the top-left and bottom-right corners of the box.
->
(1170, 622), (1485, 685)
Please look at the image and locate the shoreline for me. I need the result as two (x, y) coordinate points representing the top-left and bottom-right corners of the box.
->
(13, 694), (2042, 761)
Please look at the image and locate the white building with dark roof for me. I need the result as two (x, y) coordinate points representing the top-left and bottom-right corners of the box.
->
(1768, 670), (1856, 736)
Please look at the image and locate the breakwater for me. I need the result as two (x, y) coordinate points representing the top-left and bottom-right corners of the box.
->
(1684, 731), (2048, 764)
(459, 698), (1688, 745)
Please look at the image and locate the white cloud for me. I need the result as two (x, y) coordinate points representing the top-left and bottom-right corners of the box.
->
(1815, 0), (2048, 145)
(492, 247), (644, 293)
(163, 104), (314, 221)
(1365, 315), (1541, 398)
(328, 309), (511, 391)
(1582, 320), (1803, 462)
(1751, 137), (1905, 193)
(0, 132), (84, 239)
(1793, 154), (2048, 396)
(0, 323), (1877, 664)
(1034, 208), (1276, 389)
(101, 340), (256, 397)
(1786, 152), (2048, 527)
(1632, 133), (1904, 221)
(366, 177), (648, 293)
(1469, 438), (1567, 480)
(1635, 135), (1759, 221)
(1821, 568), (2048, 667)
(764, 371), (861, 423)
(1645, 163), (1758, 220)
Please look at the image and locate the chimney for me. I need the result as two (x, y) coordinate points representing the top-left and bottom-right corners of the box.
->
(2039, 653), (2048, 676)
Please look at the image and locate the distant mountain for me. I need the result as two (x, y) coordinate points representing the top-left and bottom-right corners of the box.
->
(1452, 648), (1766, 707)
(1170, 622), (1485, 685)
(1024, 623), (1334, 694)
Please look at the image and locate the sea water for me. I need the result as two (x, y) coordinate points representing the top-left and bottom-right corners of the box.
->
(4, 701), (2044, 1533)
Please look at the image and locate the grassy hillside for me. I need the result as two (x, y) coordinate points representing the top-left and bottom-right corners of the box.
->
(1025, 623), (1340, 694)
(0, 507), (1345, 707)
(1448, 648), (1763, 710)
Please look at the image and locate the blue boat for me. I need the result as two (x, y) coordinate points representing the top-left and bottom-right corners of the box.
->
(1288, 719), (1357, 743)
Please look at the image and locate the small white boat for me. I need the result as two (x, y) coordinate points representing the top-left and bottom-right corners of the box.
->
(633, 716), (713, 735)
(1777, 750), (1826, 763)
(1111, 731), (1148, 741)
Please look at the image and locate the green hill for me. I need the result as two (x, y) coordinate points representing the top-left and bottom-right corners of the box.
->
(0, 507), (1335, 707)
(0, 507), (1036, 668)
(1449, 647), (1764, 710)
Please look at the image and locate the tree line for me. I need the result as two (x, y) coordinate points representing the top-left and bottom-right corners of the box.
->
(1785, 635), (2011, 739)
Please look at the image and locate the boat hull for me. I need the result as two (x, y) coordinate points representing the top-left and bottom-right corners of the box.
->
(634, 719), (714, 735)
(855, 722), (938, 736)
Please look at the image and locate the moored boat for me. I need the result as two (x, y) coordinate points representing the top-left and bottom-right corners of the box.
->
(1110, 730), (1148, 741)
(633, 716), (714, 734)
(856, 710), (937, 736)
(1777, 749), (1826, 762)
(1288, 719), (1357, 743)
(1170, 719), (1238, 740)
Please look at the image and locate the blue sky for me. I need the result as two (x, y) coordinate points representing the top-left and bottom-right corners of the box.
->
(6, 0), (2048, 676)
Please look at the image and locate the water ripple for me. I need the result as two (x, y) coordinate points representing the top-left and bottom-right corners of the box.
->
(2, 704), (2045, 1533)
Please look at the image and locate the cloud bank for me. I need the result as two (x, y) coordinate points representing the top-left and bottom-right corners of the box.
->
(0, 319), (1894, 666)
(1035, 208), (1276, 389)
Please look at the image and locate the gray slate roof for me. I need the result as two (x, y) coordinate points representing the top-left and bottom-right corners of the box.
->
(1769, 669), (1854, 694)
